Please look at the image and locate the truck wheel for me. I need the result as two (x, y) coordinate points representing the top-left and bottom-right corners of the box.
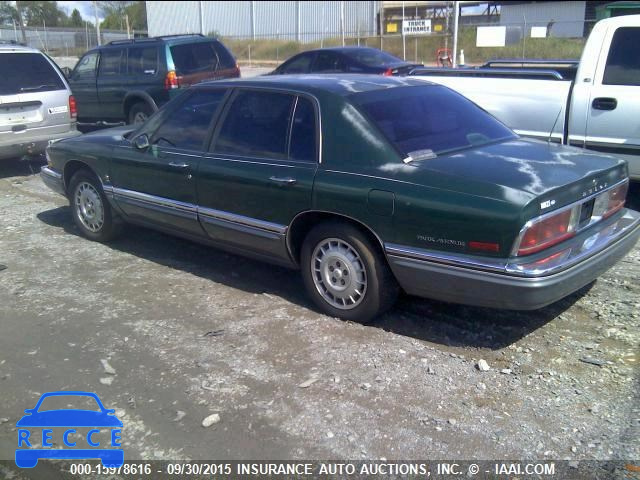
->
(69, 170), (122, 242)
(301, 221), (398, 322)
(128, 102), (153, 125)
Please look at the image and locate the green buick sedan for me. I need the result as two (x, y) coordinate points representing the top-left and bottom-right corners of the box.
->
(41, 75), (640, 321)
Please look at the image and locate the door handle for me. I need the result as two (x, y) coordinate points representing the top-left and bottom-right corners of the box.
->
(168, 162), (190, 169)
(269, 176), (297, 185)
(592, 97), (617, 111)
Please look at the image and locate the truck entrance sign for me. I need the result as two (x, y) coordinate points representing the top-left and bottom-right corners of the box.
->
(402, 19), (432, 35)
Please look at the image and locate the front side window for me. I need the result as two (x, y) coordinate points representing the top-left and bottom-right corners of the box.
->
(151, 89), (226, 151)
(98, 48), (125, 76)
(352, 85), (516, 158)
(603, 27), (640, 86)
(214, 90), (295, 159)
(128, 47), (158, 76)
(279, 54), (313, 74)
(72, 52), (98, 80)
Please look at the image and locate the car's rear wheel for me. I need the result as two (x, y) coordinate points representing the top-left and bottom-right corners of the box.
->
(301, 221), (398, 322)
(128, 101), (153, 125)
(69, 170), (122, 242)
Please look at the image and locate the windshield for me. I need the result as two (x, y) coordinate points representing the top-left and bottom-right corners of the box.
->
(344, 48), (404, 67)
(351, 85), (516, 158)
(0, 53), (65, 95)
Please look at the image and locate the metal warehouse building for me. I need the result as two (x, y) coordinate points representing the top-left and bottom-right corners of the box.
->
(145, 1), (379, 41)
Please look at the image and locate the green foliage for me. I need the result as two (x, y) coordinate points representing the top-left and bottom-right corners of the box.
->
(17, 1), (67, 27)
(99, 1), (146, 31)
(0, 1), (19, 25)
(69, 8), (83, 27)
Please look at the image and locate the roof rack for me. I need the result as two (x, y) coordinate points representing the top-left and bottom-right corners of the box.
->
(107, 37), (156, 46)
(158, 33), (205, 39)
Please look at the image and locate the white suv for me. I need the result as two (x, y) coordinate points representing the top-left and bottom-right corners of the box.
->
(0, 41), (81, 160)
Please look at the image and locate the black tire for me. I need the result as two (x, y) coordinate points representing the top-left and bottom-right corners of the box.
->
(128, 101), (153, 125)
(301, 221), (399, 322)
(68, 169), (122, 242)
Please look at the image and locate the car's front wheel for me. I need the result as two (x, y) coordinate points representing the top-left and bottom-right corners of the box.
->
(128, 101), (153, 125)
(69, 170), (122, 242)
(301, 221), (398, 322)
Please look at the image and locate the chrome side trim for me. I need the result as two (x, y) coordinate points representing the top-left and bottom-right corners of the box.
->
(385, 244), (508, 274)
(110, 186), (287, 234)
(197, 206), (287, 234)
(510, 178), (629, 256)
(112, 187), (196, 215)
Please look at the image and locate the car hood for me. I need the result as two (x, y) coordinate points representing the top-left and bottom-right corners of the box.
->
(392, 138), (627, 209)
(16, 410), (123, 427)
(58, 125), (136, 146)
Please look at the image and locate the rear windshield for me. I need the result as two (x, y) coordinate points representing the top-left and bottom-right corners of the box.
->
(344, 49), (403, 67)
(170, 41), (235, 74)
(0, 53), (65, 95)
(352, 85), (516, 159)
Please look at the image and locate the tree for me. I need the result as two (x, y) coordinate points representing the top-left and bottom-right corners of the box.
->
(69, 8), (83, 27)
(99, 1), (146, 31)
(0, 1), (19, 26)
(19, 1), (67, 27)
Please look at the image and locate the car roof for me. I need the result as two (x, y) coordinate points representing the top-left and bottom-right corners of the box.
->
(96, 34), (220, 51)
(0, 43), (43, 54)
(197, 74), (433, 97)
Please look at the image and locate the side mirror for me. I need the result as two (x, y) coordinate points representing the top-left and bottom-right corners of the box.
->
(61, 66), (72, 78)
(133, 134), (150, 150)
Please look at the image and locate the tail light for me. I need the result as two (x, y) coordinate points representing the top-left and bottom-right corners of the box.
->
(68, 95), (77, 119)
(164, 70), (179, 90)
(382, 68), (393, 76)
(233, 64), (241, 77)
(592, 181), (628, 220)
(514, 180), (628, 256)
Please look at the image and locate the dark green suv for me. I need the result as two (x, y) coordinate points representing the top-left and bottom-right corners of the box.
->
(69, 34), (239, 126)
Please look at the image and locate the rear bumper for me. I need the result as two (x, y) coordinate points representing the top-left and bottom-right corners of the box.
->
(0, 128), (81, 160)
(386, 209), (640, 310)
(40, 166), (66, 196)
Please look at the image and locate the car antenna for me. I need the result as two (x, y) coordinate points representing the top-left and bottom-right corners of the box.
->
(548, 106), (563, 144)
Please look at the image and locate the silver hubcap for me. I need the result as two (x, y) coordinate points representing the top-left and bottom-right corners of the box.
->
(133, 111), (148, 124)
(75, 182), (104, 232)
(311, 238), (367, 310)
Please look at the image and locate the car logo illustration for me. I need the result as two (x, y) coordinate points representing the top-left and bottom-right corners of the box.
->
(15, 391), (123, 468)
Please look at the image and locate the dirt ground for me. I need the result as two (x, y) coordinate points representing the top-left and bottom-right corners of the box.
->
(0, 159), (638, 475)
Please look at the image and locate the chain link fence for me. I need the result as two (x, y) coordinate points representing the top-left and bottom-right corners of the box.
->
(221, 19), (595, 67)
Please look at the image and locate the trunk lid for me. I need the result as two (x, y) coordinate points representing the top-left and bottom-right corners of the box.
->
(407, 138), (627, 213)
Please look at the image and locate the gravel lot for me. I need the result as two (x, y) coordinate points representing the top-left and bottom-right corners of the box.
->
(0, 160), (638, 474)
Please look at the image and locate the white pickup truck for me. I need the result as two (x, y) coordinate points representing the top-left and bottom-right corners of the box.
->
(410, 15), (640, 180)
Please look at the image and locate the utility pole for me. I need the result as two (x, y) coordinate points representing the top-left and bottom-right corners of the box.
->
(452, 1), (459, 66)
(199, 1), (204, 35)
(402, 1), (406, 60)
(93, 0), (101, 46)
(340, 1), (345, 46)
(125, 14), (131, 39)
(15, 1), (27, 44)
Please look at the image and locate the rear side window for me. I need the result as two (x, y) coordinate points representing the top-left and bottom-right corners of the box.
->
(214, 90), (295, 159)
(313, 52), (346, 73)
(171, 42), (232, 74)
(128, 47), (158, 75)
(603, 27), (640, 86)
(151, 89), (227, 151)
(0, 53), (65, 95)
(211, 42), (236, 69)
(289, 97), (317, 162)
(352, 86), (516, 158)
(99, 48), (125, 76)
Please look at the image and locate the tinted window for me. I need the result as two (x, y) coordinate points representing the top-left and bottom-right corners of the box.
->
(289, 97), (317, 162)
(603, 27), (640, 86)
(353, 86), (516, 157)
(211, 42), (236, 69)
(215, 91), (294, 159)
(344, 48), (402, 67)
(0, 53), (65, 95)
(98, 48), (125, 76)
(72, 52), (98, 80)
(279, 53), (313, 74)
(151, 89), (226, 151)
(171, 42), (229, 74)
(128, 47), (158, 75)
(313, 52), (346, 72)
